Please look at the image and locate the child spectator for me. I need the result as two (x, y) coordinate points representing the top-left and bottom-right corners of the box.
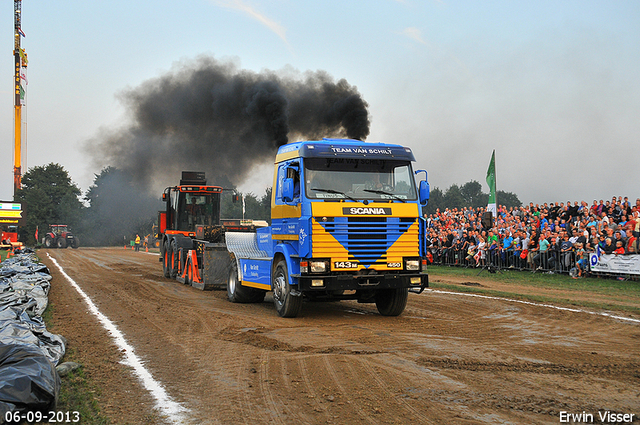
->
(613, 240), (625, 255)
(574, 242), (587, 278)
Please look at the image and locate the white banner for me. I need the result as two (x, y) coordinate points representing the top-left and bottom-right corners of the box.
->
(589, 253), (640, 275)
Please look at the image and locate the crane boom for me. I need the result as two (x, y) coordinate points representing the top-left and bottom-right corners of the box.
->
(13, 0), (26, 195)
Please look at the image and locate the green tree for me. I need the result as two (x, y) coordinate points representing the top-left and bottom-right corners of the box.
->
(460, 180), (487, 208)
(443, 184), (465, 209)
(221, 188), (271, 223)
(423, 187), (444, 215)
(422, 180), (521, 214)
(496, 190), (522, 209)
(82, 167), (161, 246)
(14, 163), (84, 245)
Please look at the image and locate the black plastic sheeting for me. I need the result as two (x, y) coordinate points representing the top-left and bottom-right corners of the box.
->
(0, 249), (65, 421)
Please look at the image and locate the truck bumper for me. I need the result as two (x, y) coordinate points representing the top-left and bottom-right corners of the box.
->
(294, 272), (428, 293)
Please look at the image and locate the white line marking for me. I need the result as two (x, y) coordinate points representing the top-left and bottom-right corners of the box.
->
(48, 254), (190, 424)
(424, 288), (640, 324)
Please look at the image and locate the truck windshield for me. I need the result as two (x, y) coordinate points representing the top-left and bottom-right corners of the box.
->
(304, 158), (418, 201)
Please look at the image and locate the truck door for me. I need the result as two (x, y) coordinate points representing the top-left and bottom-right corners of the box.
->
(273, 161), (301, 239)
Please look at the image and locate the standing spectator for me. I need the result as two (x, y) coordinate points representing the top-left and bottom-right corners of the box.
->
(474, 235), (487, 267)
(487, 230), (499, 266)
(559, 233), (574, 271)
(574, 243), (587, 278)
(534, 235), (550, 270)
(527, 230), (539, 270)
(501, 231), (514, 267)
(626, 231), (638, 254)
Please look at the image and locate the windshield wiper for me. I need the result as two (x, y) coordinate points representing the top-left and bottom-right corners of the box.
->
(312, 188), (359, 203)
(363, 189), (406, 203)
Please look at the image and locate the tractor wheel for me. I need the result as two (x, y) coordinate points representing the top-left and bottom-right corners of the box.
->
(374, 288), (408, 316)
(162, 241), (171, 278)
(71, 237), (79, 249)
(272, 259), (302, 317)
(227, 257), (266, 303)
(57, 238), (67, 249)
(169, 239), (178, 279)
(185, 260), (192, 286)
(44, 236), (53, 248)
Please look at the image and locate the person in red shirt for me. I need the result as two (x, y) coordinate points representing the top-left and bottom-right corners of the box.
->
(613, 240), (625, 255)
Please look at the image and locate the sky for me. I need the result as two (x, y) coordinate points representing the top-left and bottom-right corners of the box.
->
(1, 0), (639, 206)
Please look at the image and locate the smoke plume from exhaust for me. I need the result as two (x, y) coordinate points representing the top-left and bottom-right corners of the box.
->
(86, 56), (370, 192)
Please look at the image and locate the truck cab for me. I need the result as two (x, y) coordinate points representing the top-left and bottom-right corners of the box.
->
(227, 138), (430, 317)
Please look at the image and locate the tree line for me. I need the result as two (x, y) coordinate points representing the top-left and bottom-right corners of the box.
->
(13, 164), (520, 246)
(13, 164), (271, 247)
(423, 180), (521, 215)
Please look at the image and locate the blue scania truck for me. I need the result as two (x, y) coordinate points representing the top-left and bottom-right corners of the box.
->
(159, 138), (430, 317)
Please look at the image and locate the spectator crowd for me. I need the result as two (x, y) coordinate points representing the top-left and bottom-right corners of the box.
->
(424, 196), (640, 278)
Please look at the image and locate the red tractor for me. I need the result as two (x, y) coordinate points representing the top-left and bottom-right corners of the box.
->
(44, 224), (79, 249)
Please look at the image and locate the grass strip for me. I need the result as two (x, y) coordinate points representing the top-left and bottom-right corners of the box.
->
(428, 265), (640, 314)
(430, 281), (640, 314)
(43, 302), (111, 425)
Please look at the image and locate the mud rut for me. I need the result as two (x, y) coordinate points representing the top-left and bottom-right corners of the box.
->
(42, 248), (639, 425)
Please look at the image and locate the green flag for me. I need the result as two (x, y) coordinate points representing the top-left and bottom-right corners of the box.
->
(486, 150), (497, 216)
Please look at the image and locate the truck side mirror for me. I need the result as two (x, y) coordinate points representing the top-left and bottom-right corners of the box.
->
(232, 193), (240, 203)
(162, 193), (168, 202)
(282, 177), (294, 203)
(419, 180), (430, 206)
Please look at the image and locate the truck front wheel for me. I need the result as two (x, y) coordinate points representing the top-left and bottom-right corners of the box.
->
(375, 288), (408, 316)
(272, 259), (302, 318)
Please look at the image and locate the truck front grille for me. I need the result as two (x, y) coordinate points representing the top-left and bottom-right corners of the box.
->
(313, 216), (418, 267)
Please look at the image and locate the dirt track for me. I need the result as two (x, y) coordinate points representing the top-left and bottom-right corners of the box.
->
(42, 248), (640, 425)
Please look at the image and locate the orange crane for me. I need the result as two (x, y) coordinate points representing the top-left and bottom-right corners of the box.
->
(13, 0), (27, 194)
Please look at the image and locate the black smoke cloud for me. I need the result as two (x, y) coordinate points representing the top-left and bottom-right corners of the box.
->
(86, 56), (370, 192)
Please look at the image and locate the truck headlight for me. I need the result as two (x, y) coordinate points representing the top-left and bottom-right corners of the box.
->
(310, 261), (327, 273)
(405, 259), (420, 271)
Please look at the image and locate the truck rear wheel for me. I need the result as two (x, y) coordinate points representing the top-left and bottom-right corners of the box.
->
(227, 258), (265, 303)
(375, 288), (408, 316)
(57, 238), (67, 249)
(272, 259), (302, 318)
(44, 236), (53, 248)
